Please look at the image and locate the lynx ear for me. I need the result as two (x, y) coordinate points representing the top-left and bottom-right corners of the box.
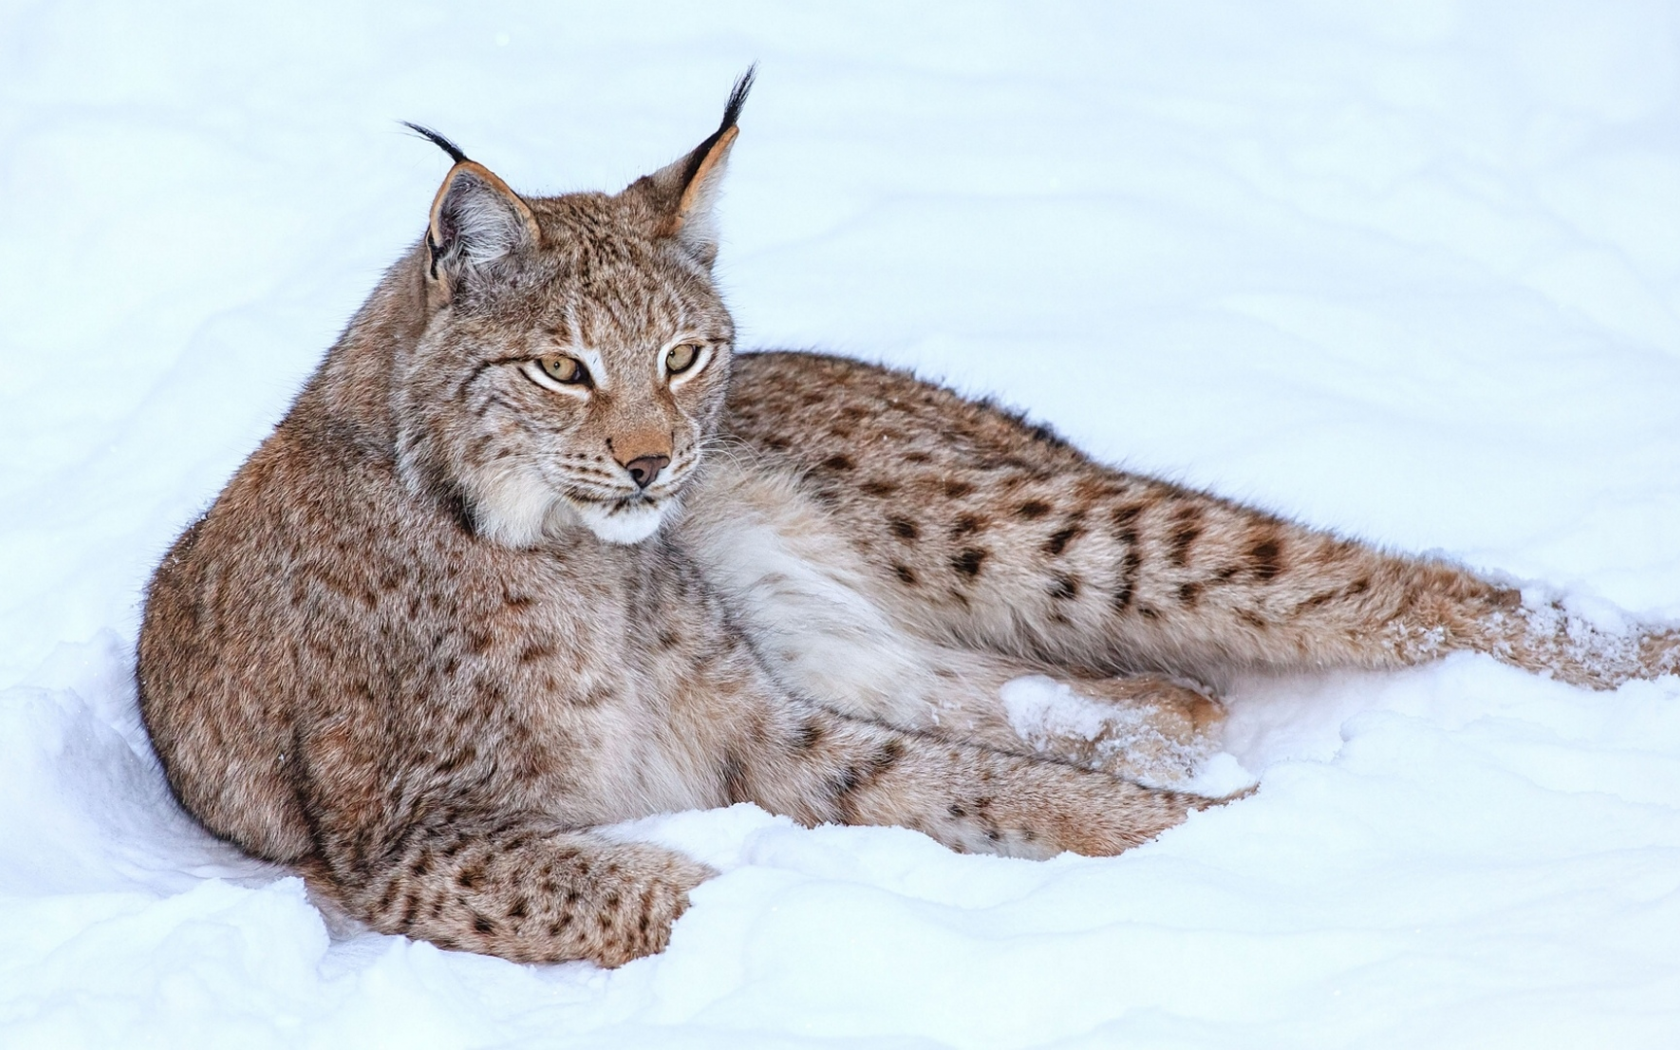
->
(405, 124), (539, 292)
(630, 67), (754, 267)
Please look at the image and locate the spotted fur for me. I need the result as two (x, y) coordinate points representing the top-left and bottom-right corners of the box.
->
(705, 351), (1680, 699)
(138, 78), (1678, 968)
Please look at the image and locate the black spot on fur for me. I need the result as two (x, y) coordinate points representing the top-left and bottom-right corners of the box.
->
(982, 400), (1070, 450)
(794, 718), (824, 751)
(1250, 538), (1283, 581)
(518, 642), (554, 664)
(1050, 573), (1081, 600)
(1177, 582), (1201, 606)
(953, 548), (988, 578)
(1169, 510), (1202, 568)
(950, 514), (985, 538)
(435, 742), (472, 775)
(1024, 421), (1066, 448)
(862, 479), (900, 498)
(720, 750), (750, 804)
(830, 740), (905, 818)
(944, 480), (975, 499)
(888, 517), (920, 540)
(431, 480), (477, 537)
(893, 564), (918, 586)
(1018, 500), (1052, 520)
(1299, 590), (1339, 611)
(1113, 542), (1142, 614)
(822, 454), (855, 472)
(374, 879), (400, 916)
(1044, 525), (1082, 556)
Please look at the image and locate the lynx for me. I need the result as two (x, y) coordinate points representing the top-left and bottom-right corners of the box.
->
(138, 73), (1678, 967)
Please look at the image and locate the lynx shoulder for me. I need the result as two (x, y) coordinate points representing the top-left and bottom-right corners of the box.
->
(137, 74), (1678, 966)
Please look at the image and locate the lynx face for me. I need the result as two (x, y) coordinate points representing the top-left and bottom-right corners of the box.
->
(391, 105), (744, 547)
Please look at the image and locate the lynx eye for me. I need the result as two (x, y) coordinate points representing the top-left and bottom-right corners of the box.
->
(539, 354), (589, 385)
(665, 343), (702, 375)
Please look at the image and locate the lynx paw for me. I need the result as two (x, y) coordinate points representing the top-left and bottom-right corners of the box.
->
(1000, 674), (1225, 785)
(579, 847), (714, 968)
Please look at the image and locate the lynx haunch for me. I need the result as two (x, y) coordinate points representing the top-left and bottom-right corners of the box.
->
(138, 72), (1679, 966)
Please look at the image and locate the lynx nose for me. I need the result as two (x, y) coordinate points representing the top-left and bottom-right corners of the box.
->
(624, 455), (670, 489)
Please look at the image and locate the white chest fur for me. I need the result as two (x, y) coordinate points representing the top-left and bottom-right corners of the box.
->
(676, 464), (948, 728)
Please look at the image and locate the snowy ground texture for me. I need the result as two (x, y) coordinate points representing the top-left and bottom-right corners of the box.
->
(5, 2), (1680, 1047)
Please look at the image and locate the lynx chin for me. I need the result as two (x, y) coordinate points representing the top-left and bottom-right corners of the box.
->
(137, 70), (1680, 967)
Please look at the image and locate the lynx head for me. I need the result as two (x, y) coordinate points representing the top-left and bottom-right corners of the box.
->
(390, 72), (752, 547)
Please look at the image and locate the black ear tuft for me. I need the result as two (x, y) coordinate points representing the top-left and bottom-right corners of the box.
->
(679, 66), (756, 188)
(402, 121), (470, 166)
(721, 65), (756, 134)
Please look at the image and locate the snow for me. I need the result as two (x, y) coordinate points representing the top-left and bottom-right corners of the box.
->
(5, 1), (1680, 1046)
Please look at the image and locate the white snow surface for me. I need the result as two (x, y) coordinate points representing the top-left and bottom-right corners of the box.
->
(5, 2), (1680, 1046)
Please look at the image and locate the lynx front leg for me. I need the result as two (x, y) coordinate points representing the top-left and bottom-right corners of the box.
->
(308, 810), (711, 966)
(736, 706), (1227, 859)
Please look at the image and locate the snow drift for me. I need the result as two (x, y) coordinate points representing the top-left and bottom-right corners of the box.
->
(3, 2), (1679, 1046)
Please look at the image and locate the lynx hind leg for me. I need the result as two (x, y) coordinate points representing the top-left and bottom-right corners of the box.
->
(312, 814), (712, 966)
(998, 674), (1225, 784)
(1640, 627), (1680, 680)
(1488, 593), (1680, 690)
(743, 706), (1228, 859)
